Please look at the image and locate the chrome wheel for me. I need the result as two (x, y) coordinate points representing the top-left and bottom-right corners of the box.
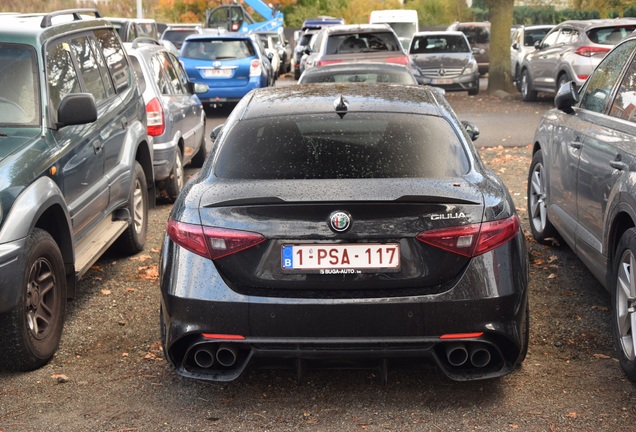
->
(616, 248), (636, 361)
(132, 176), (144, 235)
(529, 160), (547, 234)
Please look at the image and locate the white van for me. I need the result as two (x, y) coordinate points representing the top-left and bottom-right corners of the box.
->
(369, 9), (419, 49)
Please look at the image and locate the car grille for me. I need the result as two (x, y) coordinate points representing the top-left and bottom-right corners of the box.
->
(419, 67), (464, 78)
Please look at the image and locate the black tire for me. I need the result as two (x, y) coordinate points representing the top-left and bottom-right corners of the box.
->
(191, 118), (208, 168)
(116, 161), (148, 255)
(515, 65), (521, 91)
(520, 69), (537, 102)
(468, 80), (479, 96)
(294, 67), (300, 80)
(517, 297), (530, 364)
(527, 150), (558, 243)
(0, 228), (66, 371)
(556, 73), (570, 93)
(611, 228), (636, 382)
(163, 149), (184, 201)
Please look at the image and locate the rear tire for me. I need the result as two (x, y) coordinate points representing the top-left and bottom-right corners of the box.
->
(116, 161), (148, 255)
(527, 150), (557, 243)
(0, 228), (66, 371)
(557, 73), (570, 93)
(163, 149), (184, 202)
(520, 69), (537, 102)
(468, 80), (479, 96)
(191, 118), (208, 168)
(612, 228), (636, 382)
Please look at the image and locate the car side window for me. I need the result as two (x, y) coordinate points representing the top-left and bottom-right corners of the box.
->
(94, 29), (130, 93)
(609, 40), (636, 121)
(580, 39), (636, 114)
(159, 51), (185, 94)
(167, 52), (191, 94)
(89, 37), (115, 98)
(70, 36), (109, 102)
(556, 28), (576, 45)
(150, 53), (175, 95)
(46, 41), (81, 123)
(541, 30), (559, 49)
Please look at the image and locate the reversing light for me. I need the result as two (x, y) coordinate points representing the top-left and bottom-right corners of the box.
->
(167, 219), (265, 260)
(146, 97), (165, 136)
(416, 215), (520, 257)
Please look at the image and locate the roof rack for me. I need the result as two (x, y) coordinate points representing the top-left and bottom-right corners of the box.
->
(40, 9), (102, 28)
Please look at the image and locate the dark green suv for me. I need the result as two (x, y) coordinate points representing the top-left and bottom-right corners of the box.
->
(0, 9), (154, 371)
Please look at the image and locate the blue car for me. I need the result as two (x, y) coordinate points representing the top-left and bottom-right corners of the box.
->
(180, 33), (273, 106)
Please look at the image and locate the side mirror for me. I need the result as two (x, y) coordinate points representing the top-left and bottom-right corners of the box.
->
(210, 124), (224, 141)
(56, 93), (97, 129)
(554, 81), (579, 114)
(193, 82), (209, 94)
(461, 120), (480, 141)
(512, 42), (519, 50)
(304, 47), (311, 55)
(472, 47), (485, 55)
(534, 40), (541, 49)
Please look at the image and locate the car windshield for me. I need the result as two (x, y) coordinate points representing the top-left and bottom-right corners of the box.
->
(214, 113), (468, 179)
(458, 25), (490, 44)
(300, 70), (415, 84)
(182, 39), (255, 60)
(0, 43), (40, 126)
(327, 32), (401, 54)
(587, 25), (636, 45)
(410, 35), (469, 54)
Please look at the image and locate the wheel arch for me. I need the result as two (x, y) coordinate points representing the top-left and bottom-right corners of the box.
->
(606, 207), (636, 288)
(135, 138), (155, 208)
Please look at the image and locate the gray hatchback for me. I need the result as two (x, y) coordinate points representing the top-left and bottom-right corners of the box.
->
(528, 35), (636, 382)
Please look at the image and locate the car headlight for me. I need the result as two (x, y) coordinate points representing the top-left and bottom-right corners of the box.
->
(466, 60), (478, 74)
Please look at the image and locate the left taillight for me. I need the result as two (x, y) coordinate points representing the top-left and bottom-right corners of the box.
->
(386, 55), (410, 66)
(416, 215), (520, 257)
(146, 97), (165, 136)
(167, 219), (266, 260)
(249, 59), (262, 77)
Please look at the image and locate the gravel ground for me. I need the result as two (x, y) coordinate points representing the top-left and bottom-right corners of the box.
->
(1, 89), (636, 432)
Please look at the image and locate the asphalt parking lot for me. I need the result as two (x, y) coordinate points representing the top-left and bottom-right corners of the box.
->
(2, 79), (636, 432)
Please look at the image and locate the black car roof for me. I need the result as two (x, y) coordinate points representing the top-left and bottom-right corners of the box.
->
(237, 84), (450, 119)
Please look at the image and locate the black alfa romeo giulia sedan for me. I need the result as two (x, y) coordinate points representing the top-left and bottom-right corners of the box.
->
(159, 83), (529, 382)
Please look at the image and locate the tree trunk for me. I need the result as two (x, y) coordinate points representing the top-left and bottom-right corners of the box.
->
(485, 0), (516, 94)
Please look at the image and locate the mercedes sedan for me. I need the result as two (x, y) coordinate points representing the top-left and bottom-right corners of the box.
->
(159, 84), (529, 383)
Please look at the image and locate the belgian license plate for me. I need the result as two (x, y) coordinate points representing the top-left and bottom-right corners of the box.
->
(281, 243), (400, 273)
(202, 69), (232, 78)
(431, 78), (453, 85)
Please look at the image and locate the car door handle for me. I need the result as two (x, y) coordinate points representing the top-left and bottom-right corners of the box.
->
(610, 160), (628, 171)
(93, 141), (103, 155)
(570, 141), (582, 149)
(121, 116), (128, 129)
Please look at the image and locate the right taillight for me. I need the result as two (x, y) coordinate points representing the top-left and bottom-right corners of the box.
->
(575, 46), (610, 57)
(146, 97), (165, 136)
(416, 215), (520, 257)
(167, 219), (265, 260)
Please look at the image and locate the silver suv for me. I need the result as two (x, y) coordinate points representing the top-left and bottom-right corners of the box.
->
(519, 18), (636, 101)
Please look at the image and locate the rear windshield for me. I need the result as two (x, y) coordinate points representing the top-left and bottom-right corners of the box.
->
(214, 113), (469, 179)
(162, 29), (197, 49)
(587, 25), (636, 45)
(181, 39), (255, 60)
(410, 35), (469, 54)
(300, 70), (416, 84)
(326, 32), (402, 54)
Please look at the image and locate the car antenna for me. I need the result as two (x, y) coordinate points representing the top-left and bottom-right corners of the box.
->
(333, 94), (348, 118)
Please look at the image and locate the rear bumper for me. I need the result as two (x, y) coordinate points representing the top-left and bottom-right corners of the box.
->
(196, 78), (264, 103)
(160, 233), (529, 381)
